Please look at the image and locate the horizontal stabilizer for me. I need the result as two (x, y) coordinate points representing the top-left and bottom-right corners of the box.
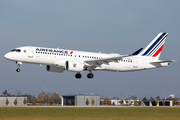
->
(150, 60), (176, 64)
(132, 48), (143, 55)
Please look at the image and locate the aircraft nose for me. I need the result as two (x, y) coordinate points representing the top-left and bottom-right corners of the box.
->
(4, 53), (14, 60)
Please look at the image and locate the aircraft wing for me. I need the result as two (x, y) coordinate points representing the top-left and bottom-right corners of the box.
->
(83, 48), (143, 67)
(84, 54), (133, 67)
(150, 60), (176, 64)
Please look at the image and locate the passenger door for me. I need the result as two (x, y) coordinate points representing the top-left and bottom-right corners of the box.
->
(28, 47), (34, 58)
(133, 58), (138, 68)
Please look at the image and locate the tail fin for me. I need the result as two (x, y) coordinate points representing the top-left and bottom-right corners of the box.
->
(139, 32), (168, 59)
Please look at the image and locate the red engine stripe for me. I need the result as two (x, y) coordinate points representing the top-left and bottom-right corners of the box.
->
(152, 44), (164, 57)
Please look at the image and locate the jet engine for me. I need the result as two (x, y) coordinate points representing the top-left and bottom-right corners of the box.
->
(65, 60), (84, 72)
(46, 65), (64, 73)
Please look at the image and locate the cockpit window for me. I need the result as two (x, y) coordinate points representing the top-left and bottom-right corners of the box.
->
(11, 49), (16, 52)
(11, 49), (21, 52)
(16, 49), (21, 52)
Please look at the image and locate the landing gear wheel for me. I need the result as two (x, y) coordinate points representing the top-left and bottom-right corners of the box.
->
(75, 73), (82, 79)
(16, 62), (22, 73)
(16, 68), (21, 72)
(87, 73), (94, 79)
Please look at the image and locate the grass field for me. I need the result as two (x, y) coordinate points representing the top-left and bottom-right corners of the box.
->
(0, 107), (180, 120)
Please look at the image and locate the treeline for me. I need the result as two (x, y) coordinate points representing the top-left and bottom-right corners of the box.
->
(29, 91), (60, 105)
(1, 90), (61, 105)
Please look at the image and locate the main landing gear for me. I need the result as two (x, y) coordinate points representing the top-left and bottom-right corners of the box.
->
(75, 71), (94, 79)
(87, 73), (94, 79)
(75, 73), (82, 79)
(16, 62), (22, 72)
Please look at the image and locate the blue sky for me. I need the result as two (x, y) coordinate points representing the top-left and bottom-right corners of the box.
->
(0, 0), (179, 99)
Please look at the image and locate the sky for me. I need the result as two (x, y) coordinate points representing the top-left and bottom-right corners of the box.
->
(0, 0), (180, 99)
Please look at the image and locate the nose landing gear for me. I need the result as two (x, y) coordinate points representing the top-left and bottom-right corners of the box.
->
(16, 62), (22, 72)
(16, 68), (20, 72)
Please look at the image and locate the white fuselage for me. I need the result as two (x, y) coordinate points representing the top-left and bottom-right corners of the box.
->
(4, 46), (169, 72)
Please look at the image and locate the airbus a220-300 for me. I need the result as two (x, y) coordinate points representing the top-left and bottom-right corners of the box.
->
(4, 32), (175, 79)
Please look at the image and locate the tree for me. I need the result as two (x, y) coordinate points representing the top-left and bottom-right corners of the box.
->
(113, 96), (116, 100)
(155, 96), (160, 100)
(134, 99), (137, 105)
(6, 98), (9, 106)
(142, 97), (147, 101)
(138, 99), (142, 106)
(107, 99), (112, 105)
(32, 95), (37, 104)
(14, 98), (18, 105)
(23, 98), (27, 105)
(16, 91), (21, 96)
(150, 97), (154, 100)
(173, 99), (177, 106)
(32, 99), (36, 105)
(129, 95), (137, 100)
(91, 99), (95, 105)
(120, 99), (124, 105)
(86, 99), (89, 105)
(28, 95), (32, 103)
(103, 100), (107, 105)
(3, 90), (8, 95)
(162, 100), (165, 106)
(155, 99), (159, 106)
(68, 100), (71, 105)
(50, 98), (54, 105)
(51, 92), (60, 104)
(45, 93), (51, 104)
(100, 100), (103, 105)
(37, 91), (46, 105)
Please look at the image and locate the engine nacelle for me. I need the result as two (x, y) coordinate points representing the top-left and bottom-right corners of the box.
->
(65, 60), (84, 72)
(46, 65), (64, 73)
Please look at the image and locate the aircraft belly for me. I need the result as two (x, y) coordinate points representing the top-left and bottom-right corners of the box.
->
(102, 62), (133, 72)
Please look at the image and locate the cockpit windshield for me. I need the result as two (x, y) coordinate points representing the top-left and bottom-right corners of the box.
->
(11, 49), (21, 52)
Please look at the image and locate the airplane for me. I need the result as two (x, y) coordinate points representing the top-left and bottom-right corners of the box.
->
(4, 32), (175, 79)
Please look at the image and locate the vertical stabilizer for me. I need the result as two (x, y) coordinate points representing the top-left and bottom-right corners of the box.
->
(139, 32), (168, 60)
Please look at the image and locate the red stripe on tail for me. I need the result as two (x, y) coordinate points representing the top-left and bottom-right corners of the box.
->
(152, 44), (164, 57)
